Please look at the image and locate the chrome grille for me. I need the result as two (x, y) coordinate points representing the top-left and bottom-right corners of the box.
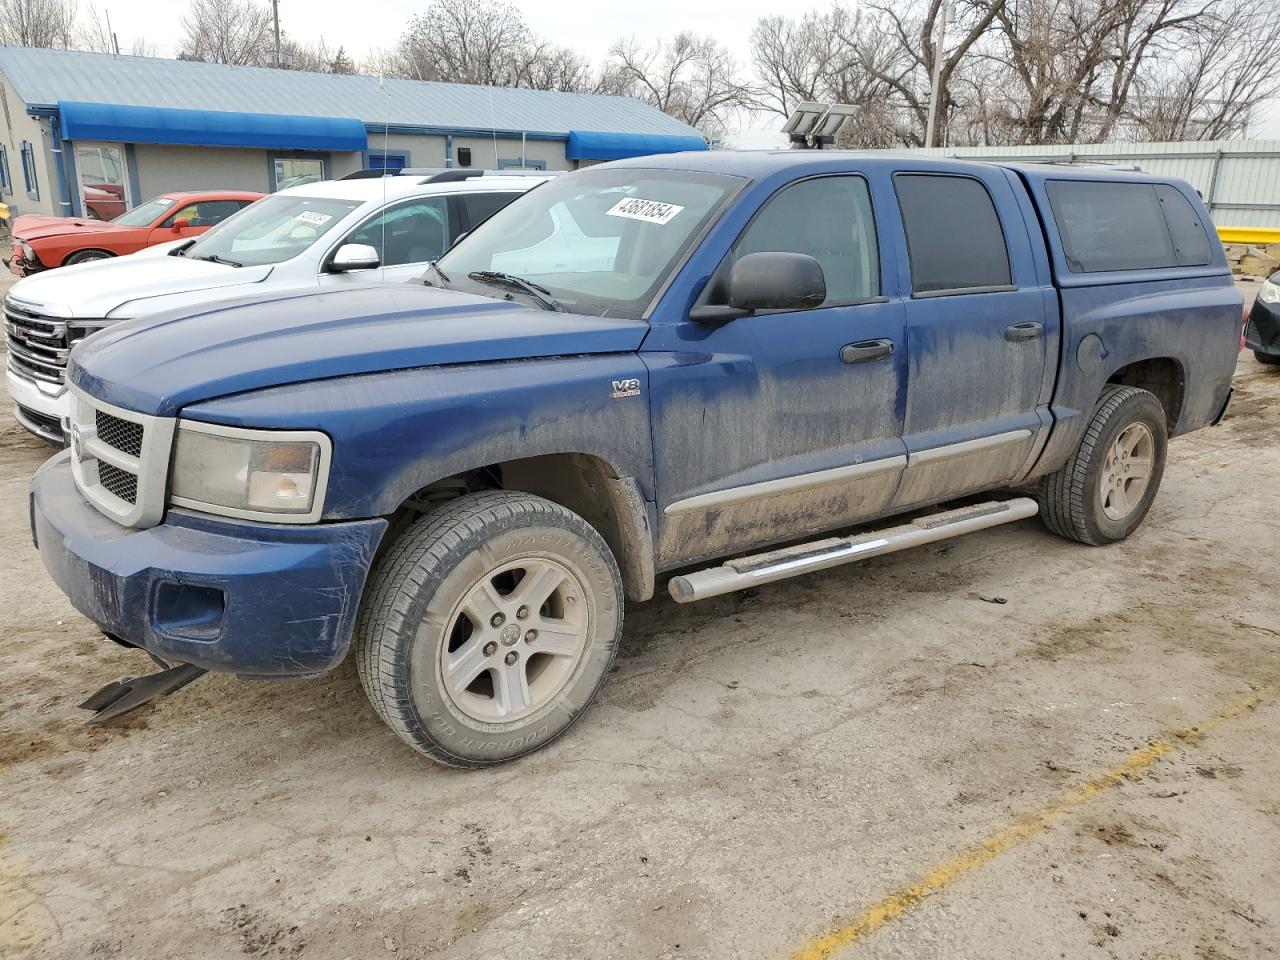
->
(95, 409), (144, 458)
(3, 298), (98, 386)
(97, 462), (138, 504)
(69, 388), (176, 528)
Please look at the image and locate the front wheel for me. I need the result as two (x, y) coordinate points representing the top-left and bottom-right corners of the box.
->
(356, 491), (623, 767)
(63, 249), (113, 266)
(1254, 349), (1280, 366)
(1037, 385), (1168, 545)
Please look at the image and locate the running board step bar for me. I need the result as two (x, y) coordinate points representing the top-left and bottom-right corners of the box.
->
(667, 497), (1039, 603)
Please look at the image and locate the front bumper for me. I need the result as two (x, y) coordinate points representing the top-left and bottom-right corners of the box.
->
(7, 367), (69, 443)
(31, 452), (388, 676)
(1246, 299), (1280, 357)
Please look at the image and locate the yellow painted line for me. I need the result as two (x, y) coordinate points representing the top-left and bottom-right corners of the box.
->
(1217, 226), (1280, 246)
(787, 684), (1273, 960)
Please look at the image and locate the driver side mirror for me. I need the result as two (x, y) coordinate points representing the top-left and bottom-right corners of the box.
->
(329, 242), (381, 273)
(171, 218), (191, 231)
(689, 252), (826, 323)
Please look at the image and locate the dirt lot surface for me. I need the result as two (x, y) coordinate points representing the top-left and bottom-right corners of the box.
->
(3, 339), (1279, 959)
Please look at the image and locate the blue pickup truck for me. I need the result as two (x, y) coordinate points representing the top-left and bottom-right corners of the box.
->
(30, 152), (1240, 766)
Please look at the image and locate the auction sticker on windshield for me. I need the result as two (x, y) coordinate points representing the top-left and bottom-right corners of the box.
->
(606, 197), (685, 225)
(295, 211), (333, 226)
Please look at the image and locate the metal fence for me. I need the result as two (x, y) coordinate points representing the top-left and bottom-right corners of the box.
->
(887, 140), (1280, 229)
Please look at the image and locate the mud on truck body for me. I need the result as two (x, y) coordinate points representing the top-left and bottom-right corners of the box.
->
(30, 152), (1241, 766)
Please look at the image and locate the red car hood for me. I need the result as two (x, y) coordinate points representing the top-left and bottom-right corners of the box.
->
(13, 215), (131, 242)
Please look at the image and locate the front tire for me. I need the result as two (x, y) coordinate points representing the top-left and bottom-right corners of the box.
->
(1037, 385), (1168, 545)
(1254, 349), (1280, 366)
(63, 249), (113, 266)
(356, 491), (623, 767)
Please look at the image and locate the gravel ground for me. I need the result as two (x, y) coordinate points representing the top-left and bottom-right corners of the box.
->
(2, 323), (1278, 960)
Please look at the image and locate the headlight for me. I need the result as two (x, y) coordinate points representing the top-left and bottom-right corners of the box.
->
(1259, 278), (1280, 305)
(169, 421), (331, 522)
(19, 241), (36, 261)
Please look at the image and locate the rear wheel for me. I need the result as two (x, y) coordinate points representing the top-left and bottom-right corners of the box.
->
(1037, 385), (1168, 545)
(64, 249), (113, 266)
(355, 491), (623, 767)
(1254, 349), (1280, 365)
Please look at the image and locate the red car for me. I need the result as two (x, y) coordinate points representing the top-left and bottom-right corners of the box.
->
(8, 189), (264, 276)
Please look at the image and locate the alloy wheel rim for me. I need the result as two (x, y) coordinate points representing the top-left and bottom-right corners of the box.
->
(437, 556), (590, 724)
(1099, 422), (1154, 521)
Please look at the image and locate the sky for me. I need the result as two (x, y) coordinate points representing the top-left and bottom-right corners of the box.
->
(100, 0), (1279, 143)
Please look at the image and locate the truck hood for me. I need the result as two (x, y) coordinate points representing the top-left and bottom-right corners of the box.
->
(70, 282), (649, 416)
(12, 214), (130, 241)
(7, 254), (273, 318)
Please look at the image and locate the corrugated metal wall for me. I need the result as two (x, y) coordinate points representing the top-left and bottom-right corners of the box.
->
(888, 140), (1280, 228)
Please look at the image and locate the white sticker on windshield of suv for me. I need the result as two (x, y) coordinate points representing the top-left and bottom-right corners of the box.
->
(295, 211), (333, 225)
(605, 197), (685, 225)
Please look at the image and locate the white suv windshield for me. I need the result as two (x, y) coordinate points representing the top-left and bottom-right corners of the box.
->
(436, 168), (741, 318)
(184, 195), (361, 266)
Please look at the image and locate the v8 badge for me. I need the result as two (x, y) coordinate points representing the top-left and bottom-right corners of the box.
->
(610, 378), (641, 399)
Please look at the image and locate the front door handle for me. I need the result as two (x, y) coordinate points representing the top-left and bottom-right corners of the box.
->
(840, 339), (895, 364)
(1005, 321), (1044, 342)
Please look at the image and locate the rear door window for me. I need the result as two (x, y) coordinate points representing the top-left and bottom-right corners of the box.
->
(1045, 180), (1210, 272)
(894, 174), (1012, 294)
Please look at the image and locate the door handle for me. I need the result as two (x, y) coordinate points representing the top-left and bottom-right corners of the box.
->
(1005, 321), (1044, 342)
(840, 339), (894, 364)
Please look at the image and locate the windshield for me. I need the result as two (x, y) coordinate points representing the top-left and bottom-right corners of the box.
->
(183, 194), (361, 266)
(112, 196), (177, 227)
(436, 168), (742, 318)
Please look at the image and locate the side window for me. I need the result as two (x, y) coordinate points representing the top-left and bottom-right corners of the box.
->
(734, 175), (880, 305)
(1154, 184), (1211, 267)
(179, 200), (244, 227)
(20, 140), (37, 200)
(462, 192), (521, 232)
(164, 203), (201, 226)
(348, 197), (450, 266)
(1046, 180), (1184, 272)
(895, 173), (1011, 293)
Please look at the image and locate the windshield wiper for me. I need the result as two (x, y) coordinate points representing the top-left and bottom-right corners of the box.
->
(194, 254), (243, 268)
(467, 270), (564, 312)
(423, 260), (451, 288)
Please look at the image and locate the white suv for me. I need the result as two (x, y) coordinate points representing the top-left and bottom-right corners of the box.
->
(5, 169), (555, 442)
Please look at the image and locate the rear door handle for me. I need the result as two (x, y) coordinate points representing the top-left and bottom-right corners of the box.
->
(1005, 321), (1044, 342)
(840, 339), (894, 364)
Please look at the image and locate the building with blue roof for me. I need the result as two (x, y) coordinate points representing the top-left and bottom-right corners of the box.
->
(0, 46), (707, 219)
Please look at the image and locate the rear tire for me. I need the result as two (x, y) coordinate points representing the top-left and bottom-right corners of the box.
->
(1254, 349), (1280, 366)
(63, 249), (113, 266)
(1037, 385), (1167, 546)
(355, 491), (623, 767)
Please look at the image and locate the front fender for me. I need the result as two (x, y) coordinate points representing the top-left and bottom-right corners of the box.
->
(180, 354), (655, 519)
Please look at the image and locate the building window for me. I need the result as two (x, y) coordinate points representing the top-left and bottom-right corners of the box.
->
(367, 151), (408, 173)
(74, 142), (128, 220)
(0, 144), (11, 195)
(20, 139), (38, 201)
(270, 155), (327, 192)
(497, 158), (546, 170)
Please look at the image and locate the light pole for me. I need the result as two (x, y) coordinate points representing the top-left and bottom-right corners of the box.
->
(924, 0), (951, 148)
(272, 0), (282, 68)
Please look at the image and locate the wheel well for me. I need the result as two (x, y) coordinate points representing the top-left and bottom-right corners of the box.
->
(1107, 358), (1184, 433)
(62, 248), (115, 265)
(390, 453), (655, 602)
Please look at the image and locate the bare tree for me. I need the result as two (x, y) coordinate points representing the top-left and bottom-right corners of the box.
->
(515, 41), (596, 92)
(603, 33), (751, 139)
(1126, 0), (1280, 140)
(397, 0), (532, 85)
(179, 0), (274, 66)
(0, 0), (78, 48)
